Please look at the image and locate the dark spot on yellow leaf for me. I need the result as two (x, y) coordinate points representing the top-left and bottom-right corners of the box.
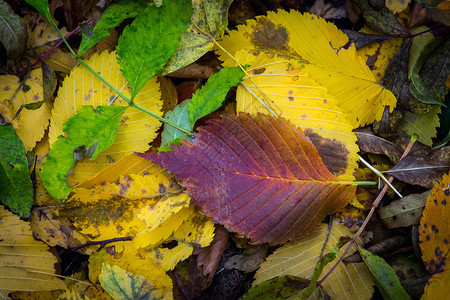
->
(292, 76), (299, 81)
(85, 93), (91, 101)
(304, 129), (349, 176)
(323, 99), (327, 104)
(288, 90), (293, 95)
(22, 84), (30, 92)
(444, 239), (448, 244)
(141, 188), (147, 194)
(442, 199), (447, 205)
(33, 94), (40, 102)
(252, 19), (289, 50)
(445, 189), (450, 196)
(3, 85), (10, 91)
(426, 235), (431, 241)
(119, 181), (131, 196)
(253, 67), (266, 75)
(288, 96), (294, 101)
(159, 184), (167, 194)
(432, 225), (439, 233)
(435, 247), (443, 257)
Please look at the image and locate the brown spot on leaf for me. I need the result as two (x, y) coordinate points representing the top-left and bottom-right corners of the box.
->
(252, 19), (289, 50)
(288, 96), (294, 101)
(432, 225), (439, 233)
(85, 93), (92, 101)
(141, 188), (147, 194)
(323, 99), (327, 104)
(304, 129), (349, 176)
(3, 85), (10, 91)
(253, 67), (266, 75)
(159, 184), (167, 194)
(33, 94), (40, 102)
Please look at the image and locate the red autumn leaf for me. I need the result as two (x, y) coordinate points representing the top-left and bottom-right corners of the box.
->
(142, 113), (356, 245)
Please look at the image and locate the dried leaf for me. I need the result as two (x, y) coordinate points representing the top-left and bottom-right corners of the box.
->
(145, 113), (357, 245)
(172, 256), (211, 300)
(419, 172), (450, 274)
(342, 29), (394, 49)
(48, 50), (163, 186)
(234, 52), (359, 181)
(254, 220), (374, 299)
(218, 10), (397, 127)
(194, 225), (229, 277)
(378, 191), (430, 229)
(0, 0), (27, 58)
(354, 127), (402, 163)
(224, 246), (268, 273)
(0, 125), (33, 218)
(0, 205), (66, 296)
(386, 147), (450, 188)
(243, 275), (310, 300)
(382, 40), (412, 99)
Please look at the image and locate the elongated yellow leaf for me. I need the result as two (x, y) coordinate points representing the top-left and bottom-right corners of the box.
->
(0, 205), (66, 295)
(0, 69), (51, 151)
(48, 50), (163, 186)
(254, 220), (374, 299)
(218, 11), (397, 127)
(235, 51), (358, 181)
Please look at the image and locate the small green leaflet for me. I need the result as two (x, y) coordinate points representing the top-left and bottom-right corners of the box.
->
(99, 264), (165, 299)
(162, 0), (233, 74)
(243, 275), (310, 300)
(25, 0), (52, 20)
(161, 100), (192, 149)
(116, 0), (192, 99)
(77, 0), (147, 57)
(358, 247), (411, 300)
(0, 125), (34, 218)
(189, 66), (245, 123)
(397, 105), (441, 146)
(41, 105), (127, 201)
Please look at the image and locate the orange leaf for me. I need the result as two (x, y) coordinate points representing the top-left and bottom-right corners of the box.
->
(144, 113), (356, 245)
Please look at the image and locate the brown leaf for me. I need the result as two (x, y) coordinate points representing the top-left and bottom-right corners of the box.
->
(224, 245), (268, 273)
(355, 127), (403, 163)
(144, 113), (357, 245)
(194, 225), (229, 278)
(385, 147), (450, 188)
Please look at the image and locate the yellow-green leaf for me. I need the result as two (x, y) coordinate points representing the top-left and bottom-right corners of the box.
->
(48, 50), (163, 186)
(218, 11), (397, 127)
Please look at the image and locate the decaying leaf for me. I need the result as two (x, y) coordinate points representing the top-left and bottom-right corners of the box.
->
(234, 51), (359, 181)
(0, 205), (66, 296)
(0, 68), (52, 151)
(217, 10), (397, 127)
(254, 220), (374, 299)
(145, 113), (357, 245)
(419, 172), (450, 274)
(354, 127), (402, 163)
(243, 275), (310, 300)
(0, 0), (27, 59)
(48, 50), (163, 186)
(194, 225), (229, 277)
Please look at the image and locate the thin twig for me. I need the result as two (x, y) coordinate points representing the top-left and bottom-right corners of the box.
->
(70, 236), (133, 252)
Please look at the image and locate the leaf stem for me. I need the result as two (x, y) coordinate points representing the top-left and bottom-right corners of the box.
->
(315, 135), (417, 290)
(48, 15), (193, 135)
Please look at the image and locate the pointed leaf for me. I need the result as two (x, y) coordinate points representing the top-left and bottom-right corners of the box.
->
(163, 0), (233, 74)
(217, 11), (397, 127)
(397, 105), (441, 146)
(419, 172), (450, 274)
(382, 41), (411, 98)
(42, 105), (127, 200)
(0, 1), (27, 58)
(0, 125), (33, 218)
(25, 0), (51, 20)
(342, 29), (394, 49)
(189, 66), (244, 124)
(116, 0), (192, 99)
(358, 247), (411, 300)
(161, 100), (193, 148)
(354, 127), (402, 163)
(49, 50), (163, 185)
(77, 0), (147, 57)
(144, 113), (357, 245)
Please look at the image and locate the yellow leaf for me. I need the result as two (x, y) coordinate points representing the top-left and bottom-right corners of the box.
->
(32, 135), (58, 206)
(386, 0), (411, 14)
(422, 270), (450, 300)
(0, 69), (51, 151)
(254, 219), (374, 299)
(48, 50), (163, 185)
(419, 172), (450, 274)
(0, 205), (66, 296)
(99, 264), (172, 300)
(218, 11), (396, 127)
(235, 51), (358, 181)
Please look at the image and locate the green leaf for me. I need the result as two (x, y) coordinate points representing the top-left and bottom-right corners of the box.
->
(0, 125), (33, 218)
(397, 105), (441, 146)
(161, 100), (193, 148)
(0, 0), (27, 59)
(41, 105), (127, 201)
(358, 247), (411, 300)
(189, 66), (244, 124)
(117, 0), (192, 99)
(99, 264), (167, 300)
(77, 0), (147, 57)
(162, 0), (233, 74)
(243, 275), (310, 300)
(25, 0), (51, 20)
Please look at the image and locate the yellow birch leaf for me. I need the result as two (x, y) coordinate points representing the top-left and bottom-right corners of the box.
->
(422, 270), (450, 300)
(218, 11), (396, 127)
(0, 205), (66, 296)
(0, 68), (51, 151)
(48, 50), (163, 186)
(32, 134), (57, 206)
(419, 172), (450, 274)
(357, 27), (404, 83)
(254, 219), (374, 299)
(386, 0), (411, 14)
(235, 51), (358, 181)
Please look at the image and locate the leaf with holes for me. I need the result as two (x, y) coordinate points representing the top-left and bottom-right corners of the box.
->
(143, 113), (357, 245)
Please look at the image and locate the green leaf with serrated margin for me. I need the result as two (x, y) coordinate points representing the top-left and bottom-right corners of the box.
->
(397, 105), (441, 146)
(189, 67), (244, 123)
(25, 0), (51, 19)
(41, 105), (127, 201)
(163, 0), (233, 74)
(358, 247), (411, 300)
(0, 125), (33, 218)
(78, 0), (147, 57)
(161, 100), (193, 149)
(117, 0), (192, 99)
